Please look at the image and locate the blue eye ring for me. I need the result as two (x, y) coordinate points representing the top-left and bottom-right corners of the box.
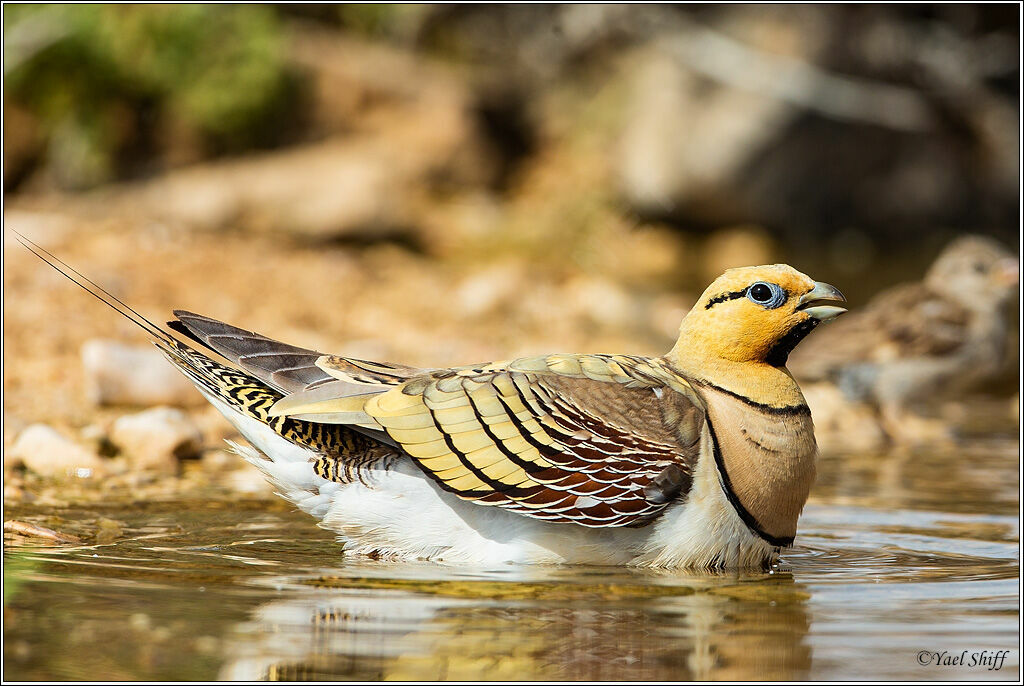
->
(746, 281), (786, 309)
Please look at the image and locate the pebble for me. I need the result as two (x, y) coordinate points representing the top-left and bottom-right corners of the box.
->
(9, 424), (107, 478)
(81, 339), (204, 407)
(455, 262), (526, 317)
(194, 636), (219, 655)
(3, 484), (29, 502)
(95, 517), (124, 544)
(109, 407), (204, 473)
(564, 275), (636, 328)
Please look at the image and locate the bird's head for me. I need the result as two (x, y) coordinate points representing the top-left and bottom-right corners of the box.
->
(674, 264), (847, 368)
(925, 235), (1018, 311)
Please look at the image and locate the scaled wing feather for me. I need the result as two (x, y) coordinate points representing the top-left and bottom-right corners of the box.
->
(365, 354), (705, 527)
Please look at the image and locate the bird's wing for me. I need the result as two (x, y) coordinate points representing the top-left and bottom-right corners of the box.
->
(789, 283), (970, 380)
(170, 310), (423, 395)
(361, 354), (705, 527)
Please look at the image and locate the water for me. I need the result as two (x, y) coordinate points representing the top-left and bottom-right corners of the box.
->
(4, 440), (1019, 681)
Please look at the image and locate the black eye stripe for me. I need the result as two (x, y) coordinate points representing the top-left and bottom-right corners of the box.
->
(705, 283), (790, 310)
(704, 289), (748, 309)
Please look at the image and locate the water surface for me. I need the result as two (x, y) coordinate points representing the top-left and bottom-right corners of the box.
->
(4, 439), (1019, 681)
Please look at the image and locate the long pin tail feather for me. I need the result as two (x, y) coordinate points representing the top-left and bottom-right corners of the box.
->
(14, 230), (174, 346)
(12, 231), (235, 383)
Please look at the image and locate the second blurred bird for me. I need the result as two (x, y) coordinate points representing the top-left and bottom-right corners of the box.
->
(790, 235), (1019, 449)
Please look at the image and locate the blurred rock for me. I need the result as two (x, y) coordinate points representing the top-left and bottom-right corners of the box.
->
(199, 448), (237, 474)
(4, 483), (31, 503)
(455, 262), (528, 317)
(78, 422), (110, 454)
(94, 517), (124, 545)
(139, 140), (404, 238)
(802, 383), (888, 453)
(613, 6), (1017, 248)
(10, 424), (107, 478)
(617, 7), (826, 224)
(700, 225), (777, 283)
(110, 407), (203, 473)
(93, 123), (486, 241)
(564, 275), (636, 329)
(81, 340), (204, 407)
(291, 28), (478, 148)
(648, 293), (693, 342)
(619, 45), (794, 225)
(224, 465), (276, 495)
(190, 405), (242, 445)
(805, 380), (959, 451)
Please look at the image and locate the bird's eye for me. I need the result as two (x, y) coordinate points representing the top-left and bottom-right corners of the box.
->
(973, 261), (987, 274)
(746, 281), (786, 309)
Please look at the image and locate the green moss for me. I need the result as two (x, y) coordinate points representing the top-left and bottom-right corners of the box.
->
(4, 5), (295, 188)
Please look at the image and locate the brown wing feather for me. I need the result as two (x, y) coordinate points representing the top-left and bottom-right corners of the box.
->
(365, 354), (705, 527)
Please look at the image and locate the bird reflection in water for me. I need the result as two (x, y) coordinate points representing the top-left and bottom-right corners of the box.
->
(219, 570), (813, 681)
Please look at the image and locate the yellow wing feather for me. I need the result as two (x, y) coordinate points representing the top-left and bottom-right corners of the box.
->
(269, 352), (703, 527)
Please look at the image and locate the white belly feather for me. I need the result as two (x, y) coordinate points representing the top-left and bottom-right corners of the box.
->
(207, 391), (775, 568)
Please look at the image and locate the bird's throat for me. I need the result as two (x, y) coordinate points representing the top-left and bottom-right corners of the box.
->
(665, 348), (809, 412)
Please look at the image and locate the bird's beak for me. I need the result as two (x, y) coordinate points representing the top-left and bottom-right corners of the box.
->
(797, 281), (847, 321)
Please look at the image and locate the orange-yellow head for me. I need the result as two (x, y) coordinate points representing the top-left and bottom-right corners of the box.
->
(673, 264), (846, 368)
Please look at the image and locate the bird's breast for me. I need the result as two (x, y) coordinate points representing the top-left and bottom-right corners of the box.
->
(698, 386), (818, 543)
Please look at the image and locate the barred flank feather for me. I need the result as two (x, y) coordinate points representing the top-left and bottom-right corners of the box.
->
(163, 339), (393, 483)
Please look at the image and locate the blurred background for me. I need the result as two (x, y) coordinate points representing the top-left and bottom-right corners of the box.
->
(2, 9), (1020, 681)
(3, 4), (1020, 436)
